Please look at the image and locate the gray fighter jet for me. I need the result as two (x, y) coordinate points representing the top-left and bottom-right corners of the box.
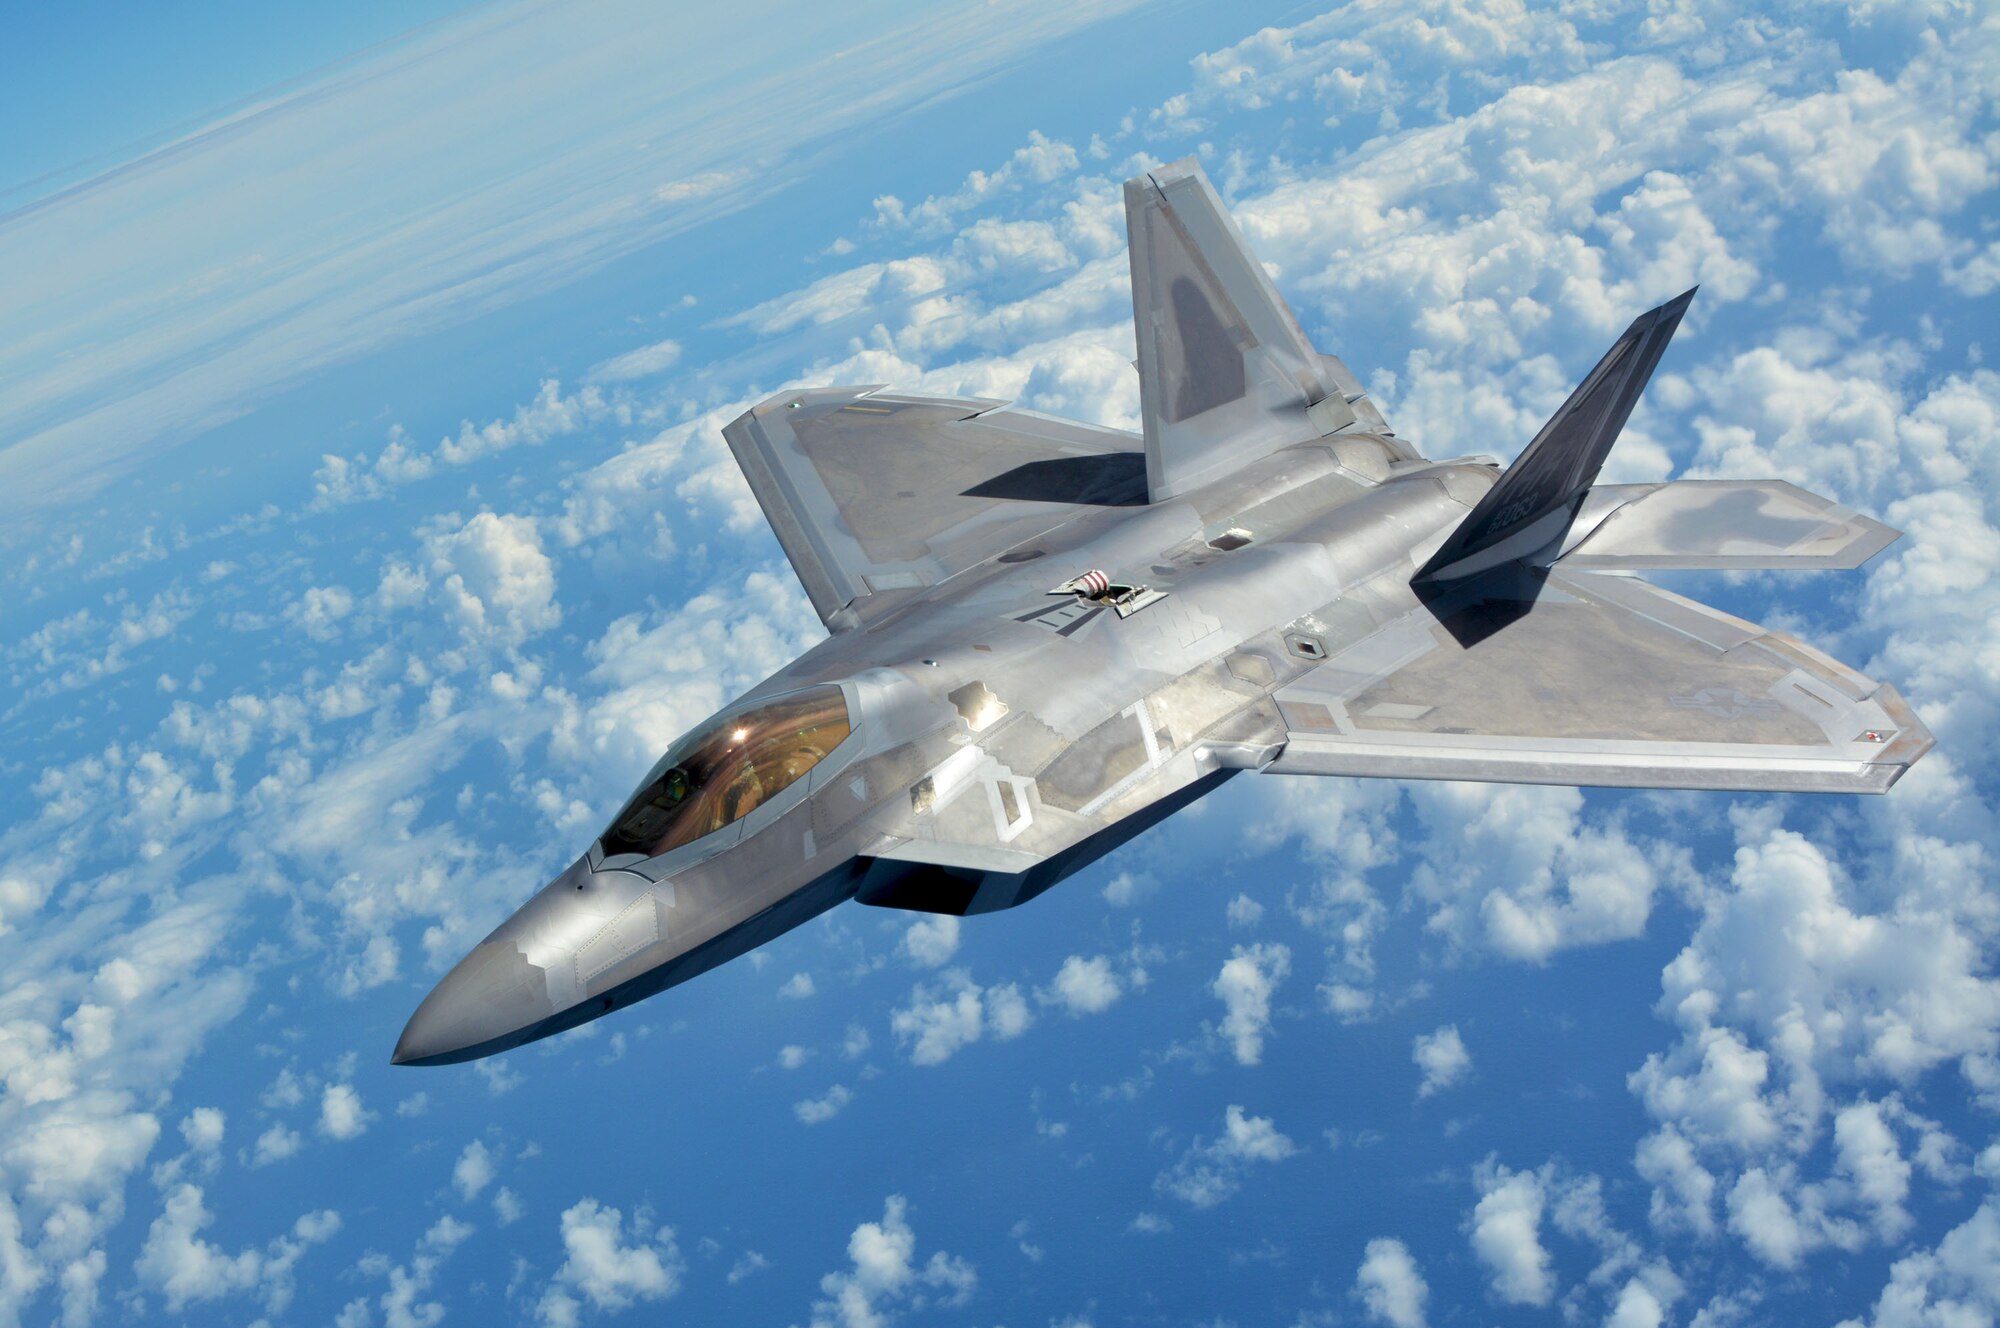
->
(393, 158), (1931, 1066)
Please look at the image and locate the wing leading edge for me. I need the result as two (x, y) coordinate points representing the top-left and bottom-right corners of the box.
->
(724, 388), (1146, 630)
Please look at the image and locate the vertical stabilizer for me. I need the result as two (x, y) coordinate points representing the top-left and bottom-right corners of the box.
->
(1414, 289), (1696, 586)
(1126, 159), (1355, 502)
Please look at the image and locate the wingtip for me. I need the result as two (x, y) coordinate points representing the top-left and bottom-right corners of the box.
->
(1135, 154), (1207, 196)
(1651, 287), (1698, 321)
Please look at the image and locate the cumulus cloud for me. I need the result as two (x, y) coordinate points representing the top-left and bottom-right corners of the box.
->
(1677, 341), (1975, 513)
(1043, 955), (1122, 1016)
(318, 1083), (373, 1141)
(1606, 1279), (1670, 1328)
(1634, 1126), (1717, 1237)
(1354, 1237), (1429, 1328)
(134, 1186), (259, 1312)
(263, 1071), (306, 1112)
(252, 1126), (301, 1168)
(1589, 776), (2000, 1280)
(426, 511), (562, 646)
(537, 1199), (684, 1327)
(1154, 1106), (1299, 1209)
(985, 983), (1033, 1040)
(1633, 823), (2000, 1151)
(494, 1188), (526, 1227)
(134, 1185), (339, 1315)
(1468, 1165), (1555, 1307)
(1100, 871), (1156, 907)
(284, 585), (355, 641)
(346, 1213), (473, 1328)
(1413, 1025), (1472, 1099)
(182, 1107), (224, 1149)
(1405, 783), (1662, 963)
(807, 1195), (976, 1328)
(870, 130), (1081, 235)
(153, 1106), (227, 1187)
(795, 1085), (855, 1125)
(890, 971), (1033, 1065)
(1711, 51), (1997, 288)
(477, 1058), (525, 1097)
(890, 973), (985, 1066)
(453, 1139), (496, 1202)
(1725, 1167), (1815, 1271)
(955, 217), (1075, 275)
(1835, 1100), (1914, 1243)
(311, 381), (609, 509)
(1837, 1201), (2000, 1328)
(56, 1247), (105, 1328)
(0, 1199), (41, 1326)
(1214, 943), (1290, 1065)
(900, 915), (961, 969)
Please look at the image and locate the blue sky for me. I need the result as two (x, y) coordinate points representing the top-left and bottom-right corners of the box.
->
(1, 2), (1997, 1326)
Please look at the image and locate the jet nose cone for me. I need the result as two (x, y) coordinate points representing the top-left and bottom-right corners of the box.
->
(391, 940), (554, 1066)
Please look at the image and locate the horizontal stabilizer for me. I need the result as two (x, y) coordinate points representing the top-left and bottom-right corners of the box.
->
(1415, 290), (1694, 585)
(1556, 479), (1900, 570)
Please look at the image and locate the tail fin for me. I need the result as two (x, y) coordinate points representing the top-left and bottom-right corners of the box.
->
(1414, 289), (1696, 586)
(1126, 158), (1356, 502)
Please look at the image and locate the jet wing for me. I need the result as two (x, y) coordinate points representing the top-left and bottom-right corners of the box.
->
(1264, 569), (1930, 793)
(1556, 480), (1900, 570)
(725, 388), (1146, 629)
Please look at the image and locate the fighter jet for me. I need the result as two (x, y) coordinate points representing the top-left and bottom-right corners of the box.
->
(392, 158), (1932, 1066)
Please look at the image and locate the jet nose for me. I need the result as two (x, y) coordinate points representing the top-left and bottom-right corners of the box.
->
(391, 939), (554, 1066)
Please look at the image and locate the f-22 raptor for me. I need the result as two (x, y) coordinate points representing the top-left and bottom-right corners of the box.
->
(393, 158), (1932, 1066)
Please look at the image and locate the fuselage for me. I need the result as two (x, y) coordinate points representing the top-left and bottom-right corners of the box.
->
(392, 433), (1499, 1065)
(395, 154), (1927, 1068)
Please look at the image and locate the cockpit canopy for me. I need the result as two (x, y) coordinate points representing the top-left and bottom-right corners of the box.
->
(600, 685), (853, 860)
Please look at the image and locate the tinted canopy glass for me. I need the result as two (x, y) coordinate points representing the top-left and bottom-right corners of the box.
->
(600, 686), (852, 859)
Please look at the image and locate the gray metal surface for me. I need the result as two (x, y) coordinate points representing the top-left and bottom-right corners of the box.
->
(1126, 159), (1360, 502)
(1265, 569), (1925, 792)
(1415, 290), (1693, 585)
(725, 388), (1146, 628)
(1558, 479), (1901, 570)
(396, 158), (1933, 1067)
